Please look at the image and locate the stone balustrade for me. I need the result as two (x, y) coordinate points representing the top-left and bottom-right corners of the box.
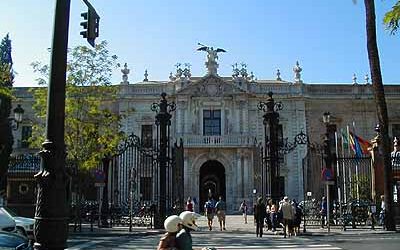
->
(177, 134), (256, 148)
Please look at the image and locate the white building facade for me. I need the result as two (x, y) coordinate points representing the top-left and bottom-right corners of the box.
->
(12, 50), (400, 213)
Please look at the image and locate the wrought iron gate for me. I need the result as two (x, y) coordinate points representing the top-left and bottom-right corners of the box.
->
(107, 133), (184, 227)
(302, 151), (374, 228)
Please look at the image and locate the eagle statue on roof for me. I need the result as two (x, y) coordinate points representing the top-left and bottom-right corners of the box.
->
(197, 43), (226, 75)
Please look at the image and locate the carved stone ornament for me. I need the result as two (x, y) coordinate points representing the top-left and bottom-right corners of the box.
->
(206, 83), (221, 96)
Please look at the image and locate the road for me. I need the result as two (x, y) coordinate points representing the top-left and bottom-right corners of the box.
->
(67, 229), (400, 250)
(66, 215), (399, 249)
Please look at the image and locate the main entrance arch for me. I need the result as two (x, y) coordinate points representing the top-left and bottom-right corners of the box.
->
(199, 160), (226, 211)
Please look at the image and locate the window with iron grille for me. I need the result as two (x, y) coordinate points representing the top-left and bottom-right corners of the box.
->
(21, 126), (32, 148)
(203, 110), (221, 135)
(141, 125), (153, 148)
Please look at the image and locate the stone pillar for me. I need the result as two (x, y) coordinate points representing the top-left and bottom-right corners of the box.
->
(236, 151), (241, 203)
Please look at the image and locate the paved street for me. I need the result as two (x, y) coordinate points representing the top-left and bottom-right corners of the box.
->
(66, 215), (399, 250)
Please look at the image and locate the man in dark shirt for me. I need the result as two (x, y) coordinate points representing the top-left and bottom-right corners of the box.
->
(215, 196), (227, 231)
(254, 197), (266, 237)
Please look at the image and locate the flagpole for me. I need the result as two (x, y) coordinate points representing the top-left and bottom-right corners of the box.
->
(352, 122), (360, 201)
(335, 131), (343, 226)
(347, 125), (353, 201)
(341, 129), (347, 204)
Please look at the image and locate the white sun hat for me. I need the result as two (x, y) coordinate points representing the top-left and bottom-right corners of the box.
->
(164, 215), (183, 233)
(179, 211), (201, 231)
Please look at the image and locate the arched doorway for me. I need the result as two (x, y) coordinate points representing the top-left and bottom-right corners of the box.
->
(199, 160), (226, 212)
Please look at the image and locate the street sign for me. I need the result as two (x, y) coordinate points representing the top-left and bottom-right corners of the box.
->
(321, 167), (333, 181)
(94, 182), (105, 187)
(322, 180), (335, 185)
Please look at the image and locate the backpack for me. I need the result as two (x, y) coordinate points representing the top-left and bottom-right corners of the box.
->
(205, 202), (214, 214)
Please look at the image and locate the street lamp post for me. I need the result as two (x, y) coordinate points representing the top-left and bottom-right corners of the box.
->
(34, 0), (71, 249)
(10, 104), (24, 130)
(258, 92), (280, 201)
(322, 112), (334, 232)
(151, 93), (176, 228)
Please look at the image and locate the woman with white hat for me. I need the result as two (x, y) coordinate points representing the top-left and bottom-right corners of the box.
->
(157, 215), (183, 250)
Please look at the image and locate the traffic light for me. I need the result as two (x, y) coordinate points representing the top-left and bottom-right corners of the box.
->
(80, 8), (99, 47)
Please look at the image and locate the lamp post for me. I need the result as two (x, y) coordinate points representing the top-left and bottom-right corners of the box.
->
(151, 93), (176, 228)
(10, 104), (24, 130)
(322, 112), (334, 232)
(34, 0), (70, 249)
(258, 92), (280, 201)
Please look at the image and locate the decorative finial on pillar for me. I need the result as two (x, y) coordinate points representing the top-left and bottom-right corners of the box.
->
(183, 63), (192, 79)
(169, 72), (176, 81)
(249, 71), (255, 81)
(175, 63), (183, 79)
(121, 63), (130, 85)
(352, 73), (358, 84)
(293, 61), (302, 83)
(240, 63), (248, 78)
(232, 63), (239, 78)
(364, 74), (370, 84)
(143, 69), (149, 82)
(276, 69), (282, 81)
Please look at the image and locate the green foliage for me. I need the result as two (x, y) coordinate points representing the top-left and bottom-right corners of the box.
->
(30, 41), (125, 170)
(0, 33), (14, 191)
(384, 1), (400, 34)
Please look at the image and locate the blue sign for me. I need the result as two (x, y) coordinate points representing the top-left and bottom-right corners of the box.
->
(322, 168), (333, 181)
(94, 169), (105, 182)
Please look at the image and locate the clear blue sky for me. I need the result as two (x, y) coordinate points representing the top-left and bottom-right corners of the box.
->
(1, 0), (399, 87)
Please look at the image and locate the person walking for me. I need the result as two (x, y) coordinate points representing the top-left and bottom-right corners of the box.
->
(204, 197), (215, 231)
(279, 196), (294, 238)
(320, 196), (327, 229)
(267, 199), (277, 232)
(185, 196), (194, 212)
(239, 200), (248, 224)
(215, 196), (226, 231)
(379, 195), (386, 229)
(254, 197), (266, 237)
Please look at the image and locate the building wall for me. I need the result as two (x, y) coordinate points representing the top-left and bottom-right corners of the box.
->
(10, 78), (400, 213)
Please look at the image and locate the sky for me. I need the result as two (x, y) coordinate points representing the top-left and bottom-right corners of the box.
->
(1, 0), (399, 87)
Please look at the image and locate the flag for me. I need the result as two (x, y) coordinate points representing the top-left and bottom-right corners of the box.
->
(341, 129), (349, 148)
(348, 131), (372, 158)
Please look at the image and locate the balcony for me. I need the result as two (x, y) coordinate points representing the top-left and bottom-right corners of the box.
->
(176, 134), (256, 148)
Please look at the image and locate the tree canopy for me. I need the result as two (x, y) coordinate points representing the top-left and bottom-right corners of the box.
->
(0, 33), (14, 193)
(384, 1), (400, 34)
(30, 40), (125, 170)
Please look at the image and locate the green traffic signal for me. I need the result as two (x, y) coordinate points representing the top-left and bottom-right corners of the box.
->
(80, 12), (89, 39)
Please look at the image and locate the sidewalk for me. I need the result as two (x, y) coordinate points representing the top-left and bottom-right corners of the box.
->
(68, 215), (398, 237)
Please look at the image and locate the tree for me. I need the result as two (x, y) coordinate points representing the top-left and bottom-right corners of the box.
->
(0, 34), (14, 194)
(384, 1), (400, 34)
(363, 0), (396, 230)
(30, 41), (125, 194)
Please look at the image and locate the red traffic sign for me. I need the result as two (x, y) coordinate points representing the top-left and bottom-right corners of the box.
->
(321, 167), (333, 181)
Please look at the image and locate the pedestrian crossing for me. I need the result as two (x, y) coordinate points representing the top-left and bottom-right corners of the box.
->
(198, 244), (341, 250)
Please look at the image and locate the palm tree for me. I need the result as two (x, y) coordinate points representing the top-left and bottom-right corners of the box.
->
(364, 0), (395, 231)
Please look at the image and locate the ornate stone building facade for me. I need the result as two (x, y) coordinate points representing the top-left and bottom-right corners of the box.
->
(10, 50), (400, 213)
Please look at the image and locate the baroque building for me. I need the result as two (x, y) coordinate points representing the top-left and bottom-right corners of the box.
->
(10, 48), (400, 213)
